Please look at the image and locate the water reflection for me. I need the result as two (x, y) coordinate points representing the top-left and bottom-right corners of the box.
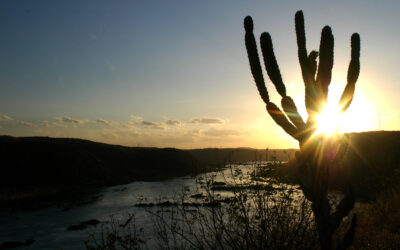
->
(0, 163), (296, 249)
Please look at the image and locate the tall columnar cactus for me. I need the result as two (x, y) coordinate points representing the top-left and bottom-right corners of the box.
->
(244, 11), (360, 250)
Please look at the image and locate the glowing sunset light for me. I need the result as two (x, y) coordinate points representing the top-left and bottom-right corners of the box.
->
(313, 83), (376, 136)
(0, 2), (398, 149)
(315, 103), (342, 136)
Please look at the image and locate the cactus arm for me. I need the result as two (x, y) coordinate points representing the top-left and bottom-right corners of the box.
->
(244, 16), (270, 104)
(339, 33), (361, 112)
(329, 186), (355, 234)
(258, 32), (306, 131)
(266, 102), (299, 140)
(316, 26), (334, 104)
(295, 11), (317, 116)
(281, 96), (306, 130)
(295, 11), (309, 82)
(340, 214), (357, 249)
(308, 50), (319, 79)
(259, 32), (286, 97)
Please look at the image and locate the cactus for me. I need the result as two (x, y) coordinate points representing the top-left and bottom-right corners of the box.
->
(244, 11), (360, 250)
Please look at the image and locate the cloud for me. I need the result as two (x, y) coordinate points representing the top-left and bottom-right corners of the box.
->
(127, 116), (143, 125)
(141, 121), (165, 130)
(17, 120), (35, 127)
(164, 119), (182, 126)
(183, 129), (201, 137)
(127, 116), (165, 130)
(96, 119), (112, 127)
(55, 116), (88, 125)
(42, 120), (67, 128)
(0, 114), (13, 121)
(203, 128), (241, 137)
(190, 117), (224, 124)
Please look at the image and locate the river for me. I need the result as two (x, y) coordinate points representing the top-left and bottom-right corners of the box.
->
(0, 163), (294, 249)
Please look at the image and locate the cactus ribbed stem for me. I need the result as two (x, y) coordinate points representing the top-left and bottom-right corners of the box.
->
(339, 33), (361, 112)
(260, 32), (286, 97)
(295, 11), (318, 115)
(316, 26), (334, 103)
(266, 102), (299, 139)
(295, 11), (309, 81)
(244, 16), (269, 104)
(308, 50), (319, 79)
(281, 96), (306, 130)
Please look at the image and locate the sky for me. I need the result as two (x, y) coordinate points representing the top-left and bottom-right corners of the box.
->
(0, 0), (399, 149)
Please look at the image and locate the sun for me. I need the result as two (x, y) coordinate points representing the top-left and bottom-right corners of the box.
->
(315, 103), (343, 136)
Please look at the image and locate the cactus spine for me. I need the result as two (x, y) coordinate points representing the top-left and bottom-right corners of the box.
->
(244, 10), (360, 250)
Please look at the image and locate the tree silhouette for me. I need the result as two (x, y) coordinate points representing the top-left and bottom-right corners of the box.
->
(244, 10), (360, 249)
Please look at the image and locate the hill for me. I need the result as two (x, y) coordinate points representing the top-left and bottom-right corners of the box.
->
(0, 136), (291, 209)
(341, 131), (400, 199)
(0, 136), (294, 189)
(0, 136), (201, 188)
(279, 131), (400, 200)
(1, 131), (399, 206)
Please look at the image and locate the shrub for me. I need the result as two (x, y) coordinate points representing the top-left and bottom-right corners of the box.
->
(150, 165), (318, 249)
(85, 214), (145, 250)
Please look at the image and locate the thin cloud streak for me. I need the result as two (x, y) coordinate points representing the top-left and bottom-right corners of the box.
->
(141, 121), (165, 130)
(164, 119), (182, 126)
(96, 119), (112, 127)
(42, 120), (67, 128)
(0, 113), (254, 148)
(0, 115), (13, 121)
(17, 120), (36, 127)
(55, 116), (89, 125)
(203, 128), (241, 137)
(190, 117), (225, 124)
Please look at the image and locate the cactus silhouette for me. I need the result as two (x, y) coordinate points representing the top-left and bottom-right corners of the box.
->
(244, 11), (360, 250)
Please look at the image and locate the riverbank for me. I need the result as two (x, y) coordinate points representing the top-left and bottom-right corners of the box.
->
(0, 136), (293, 210)
(2, 131), (400, 210)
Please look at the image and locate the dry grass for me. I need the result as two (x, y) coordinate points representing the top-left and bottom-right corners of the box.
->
(334, 186), (400, 249)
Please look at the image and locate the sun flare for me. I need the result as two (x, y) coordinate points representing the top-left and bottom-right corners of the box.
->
(309, 83), (377, 136)
(315, 103), (343, 136)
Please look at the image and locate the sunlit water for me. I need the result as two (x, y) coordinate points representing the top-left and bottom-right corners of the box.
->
(0, 163), (296, 249)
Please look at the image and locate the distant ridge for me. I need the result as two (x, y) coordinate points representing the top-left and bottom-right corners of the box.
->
(0, 135), (200, 188)
(1, 131), (399, 192)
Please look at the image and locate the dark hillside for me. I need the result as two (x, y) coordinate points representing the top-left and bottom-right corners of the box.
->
(0, 136), (200, 188)
(273, 131), (400, 200)
(1, 131), (399, 199)
(0, 136), (295, 189)
(342, 131), (400, 199)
